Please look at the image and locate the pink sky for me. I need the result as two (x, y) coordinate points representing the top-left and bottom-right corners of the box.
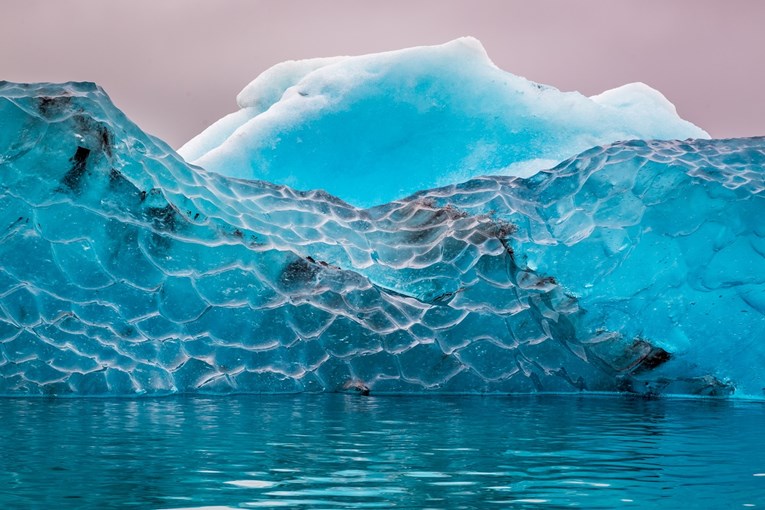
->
(2, 0), (763, 147)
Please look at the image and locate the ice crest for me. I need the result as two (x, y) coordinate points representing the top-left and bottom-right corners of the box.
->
(180, 37), (708, 207)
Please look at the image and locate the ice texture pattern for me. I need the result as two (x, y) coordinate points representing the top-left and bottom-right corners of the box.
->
(0, 81), (762, 398)
(179, 38), (708, 207)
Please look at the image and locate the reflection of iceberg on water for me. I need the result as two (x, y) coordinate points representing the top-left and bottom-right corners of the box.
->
(0, 38), (762, 398)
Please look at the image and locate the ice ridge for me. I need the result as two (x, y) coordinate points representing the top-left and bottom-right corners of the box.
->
(0, 82), (762, 397)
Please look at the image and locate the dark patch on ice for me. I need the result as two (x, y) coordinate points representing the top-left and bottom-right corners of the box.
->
(145, 204), (178, 233)
(631, 345), (671, 375)
(344, 379), (370, 396)
(280, 257), (321, 288)
(99, 126), (112, 157)
(37, 95), (72, 115)
(61, 146), (91, 191)
(604, 338), (672, 375)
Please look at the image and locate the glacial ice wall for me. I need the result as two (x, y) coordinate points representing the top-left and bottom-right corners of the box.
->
(0, 81), (762, 398)
(179, 37), (708, 207)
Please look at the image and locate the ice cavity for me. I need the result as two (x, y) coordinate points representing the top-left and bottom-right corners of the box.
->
(179, 37), (709, 207)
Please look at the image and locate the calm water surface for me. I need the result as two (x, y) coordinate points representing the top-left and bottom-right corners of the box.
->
(0, 395), (763, 509)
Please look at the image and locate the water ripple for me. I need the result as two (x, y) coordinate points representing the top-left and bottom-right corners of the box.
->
(0, 395), (762, 509)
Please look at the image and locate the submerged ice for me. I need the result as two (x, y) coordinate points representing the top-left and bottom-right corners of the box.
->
(0, 81), (762, 398)
(180, 38), (708, 207)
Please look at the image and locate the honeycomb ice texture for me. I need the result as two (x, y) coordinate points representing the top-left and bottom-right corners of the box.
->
(0, 81), (762, 398)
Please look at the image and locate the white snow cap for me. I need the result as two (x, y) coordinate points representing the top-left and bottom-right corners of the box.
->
(180, 37), (708, 207)
(590, 82), (680, 115)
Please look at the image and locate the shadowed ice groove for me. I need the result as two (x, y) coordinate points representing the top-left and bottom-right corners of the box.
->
(0, 81), (762, 397)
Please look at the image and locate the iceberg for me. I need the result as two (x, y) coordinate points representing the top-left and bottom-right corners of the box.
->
(0, 81), (762, 398)
(180, 37), (708, 207)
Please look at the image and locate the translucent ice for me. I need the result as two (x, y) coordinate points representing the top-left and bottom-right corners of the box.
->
(0, 82), (762, 398)
(180, 38), (708, 207)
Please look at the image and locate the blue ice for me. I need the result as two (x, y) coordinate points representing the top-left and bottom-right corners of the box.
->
(0, 80), (762, 398)
(179, 38), (708, 207)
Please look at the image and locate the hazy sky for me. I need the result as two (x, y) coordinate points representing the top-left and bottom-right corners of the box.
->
(2, 0), (763, 147)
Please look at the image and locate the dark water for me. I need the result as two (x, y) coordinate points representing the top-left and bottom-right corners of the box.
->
(0, 395), (763, 509)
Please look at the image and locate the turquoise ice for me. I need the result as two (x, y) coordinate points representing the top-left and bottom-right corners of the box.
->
(179, 38), (708, 207)
(0, 81), (762, 397)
